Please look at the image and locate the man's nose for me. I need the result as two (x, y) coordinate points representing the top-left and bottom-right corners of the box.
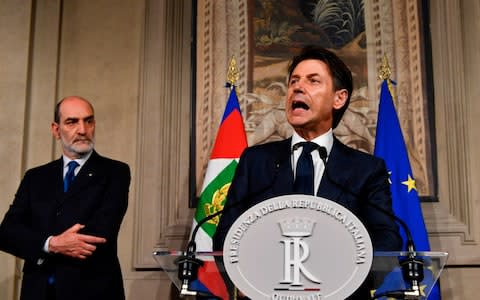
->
(292, 83), (305, 94)
(77, 121), (86, 133)
(290, 79), (306, 92)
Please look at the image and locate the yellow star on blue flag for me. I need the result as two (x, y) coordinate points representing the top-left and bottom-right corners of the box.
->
(402, 174), (416, 192)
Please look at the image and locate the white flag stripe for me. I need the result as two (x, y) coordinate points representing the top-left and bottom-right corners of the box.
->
(192, 221), (213, 251)
(200, 158), (239, 192)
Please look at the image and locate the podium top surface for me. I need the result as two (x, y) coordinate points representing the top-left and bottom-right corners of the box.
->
(153, 249), (448, 258)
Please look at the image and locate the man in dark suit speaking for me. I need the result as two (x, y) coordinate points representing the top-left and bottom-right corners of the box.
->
(214, 45), (402, 252)
(0, 96), (130, 300)
(212, 46), (402, 299)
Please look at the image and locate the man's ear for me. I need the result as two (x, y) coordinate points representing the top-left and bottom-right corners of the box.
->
(51, 122), (60, 139)
(333, 89), (348, 109)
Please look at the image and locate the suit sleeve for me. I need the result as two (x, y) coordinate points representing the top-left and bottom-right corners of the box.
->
(360, 159), (403, 251)
(0, 170), (50, 262)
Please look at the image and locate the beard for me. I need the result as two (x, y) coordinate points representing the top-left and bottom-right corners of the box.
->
(62, 137), (95, 158)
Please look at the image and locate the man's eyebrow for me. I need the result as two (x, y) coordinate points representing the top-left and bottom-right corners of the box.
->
(64, 115), (94, 122)
(64, 117), (79, 122)
(290, 73), (321, 79)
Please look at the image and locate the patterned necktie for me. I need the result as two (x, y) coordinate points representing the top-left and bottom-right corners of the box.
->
(294, 142), (318, 195)
(64, 161), (79, 192)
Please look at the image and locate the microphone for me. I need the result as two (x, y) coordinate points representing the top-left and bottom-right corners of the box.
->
(175, 204), (224, 299)
(317, 146), (424, 299)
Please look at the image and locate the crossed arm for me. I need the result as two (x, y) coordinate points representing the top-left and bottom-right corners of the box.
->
(47, 223), (106, 259)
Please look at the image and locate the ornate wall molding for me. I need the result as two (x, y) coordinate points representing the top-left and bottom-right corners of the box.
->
(133, 0), (193, 268)
(196, 0), (435, 197)
(428, 0), (479, 264)
(368, 0), (434, 197)
(195, 0), (249, 188)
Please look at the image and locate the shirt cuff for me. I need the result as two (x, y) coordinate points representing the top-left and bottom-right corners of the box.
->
(43, 236), (53, 253)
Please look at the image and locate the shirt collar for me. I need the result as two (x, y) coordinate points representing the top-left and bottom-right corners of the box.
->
(291, 129), (334, 156)
(62, 151), (93, 169)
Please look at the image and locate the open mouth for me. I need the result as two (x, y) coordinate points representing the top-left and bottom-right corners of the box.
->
(292, 100), (310, 110)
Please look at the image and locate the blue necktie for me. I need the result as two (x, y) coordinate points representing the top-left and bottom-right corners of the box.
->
(294, 142), (318, 195)
(64, 161), (79, 192)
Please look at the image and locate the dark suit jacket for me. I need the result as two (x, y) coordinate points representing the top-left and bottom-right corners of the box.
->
(214, 137), (401, 251)
(212, 137), (402, 299)
(0, 151), (130, 300)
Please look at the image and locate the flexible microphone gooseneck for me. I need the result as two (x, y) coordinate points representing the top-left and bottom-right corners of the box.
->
(175, 205), (225, 299)
(317, 146), (424, 299)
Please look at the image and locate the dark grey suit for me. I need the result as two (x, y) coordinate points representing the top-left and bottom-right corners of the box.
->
(0, 151), (129, 300)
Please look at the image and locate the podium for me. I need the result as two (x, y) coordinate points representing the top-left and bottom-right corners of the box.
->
(153, 250), (447, 299)
(155, 195), (448, 299)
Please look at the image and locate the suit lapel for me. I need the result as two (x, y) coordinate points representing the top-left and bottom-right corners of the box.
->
(51, 158), (66, 204)
(70, 151), (100, 194)
(59, 151), (101, 202)
(317, 138), (350, 206)
(271, 138), (295, 195)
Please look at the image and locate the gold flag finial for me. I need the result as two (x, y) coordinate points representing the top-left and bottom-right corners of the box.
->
(226, 55), (240, 86)
(378, 54), (392, 81)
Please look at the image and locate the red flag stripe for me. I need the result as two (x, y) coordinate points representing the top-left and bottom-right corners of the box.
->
(210, 109), (247, 159)
(198, 261), (230, 299)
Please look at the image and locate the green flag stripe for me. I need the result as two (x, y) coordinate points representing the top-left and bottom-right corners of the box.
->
(195, 160), (238, 237)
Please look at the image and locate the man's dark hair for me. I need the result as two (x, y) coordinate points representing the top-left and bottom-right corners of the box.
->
(54, 100), (63, 123)
(287, 45), (353, 128)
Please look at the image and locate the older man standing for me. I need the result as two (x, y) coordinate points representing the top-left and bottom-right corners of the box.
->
(0, 96), (130, 300)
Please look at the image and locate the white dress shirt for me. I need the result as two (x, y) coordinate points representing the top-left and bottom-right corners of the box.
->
(291, 129), (334, 194)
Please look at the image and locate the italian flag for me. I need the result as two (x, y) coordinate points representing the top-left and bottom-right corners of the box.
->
(191, 85), (247, 299)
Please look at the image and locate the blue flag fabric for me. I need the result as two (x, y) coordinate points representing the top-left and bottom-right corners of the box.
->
(373, 80), (441, 299)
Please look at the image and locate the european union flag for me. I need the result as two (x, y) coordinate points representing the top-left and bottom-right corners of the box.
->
(373, 80), (441, 299)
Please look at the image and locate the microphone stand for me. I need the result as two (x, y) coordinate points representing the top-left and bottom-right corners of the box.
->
(369, 225), (424, 299)
(317, 147), (424, 299)
(175, 240), (204, 297)
(175, 206), (225, 299)
(398, 239), (424, 299)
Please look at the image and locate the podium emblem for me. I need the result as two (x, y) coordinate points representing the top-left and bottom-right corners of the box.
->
(278, 218), (321, 287)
